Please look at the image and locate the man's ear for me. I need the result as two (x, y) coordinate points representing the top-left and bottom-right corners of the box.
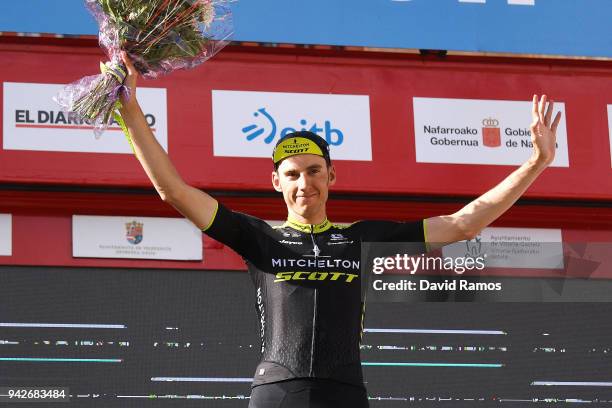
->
(271, 171), (283, 192)
(328, 165), (336, 186)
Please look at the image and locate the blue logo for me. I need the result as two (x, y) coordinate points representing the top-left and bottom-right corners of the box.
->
(242, 107), (344, 146)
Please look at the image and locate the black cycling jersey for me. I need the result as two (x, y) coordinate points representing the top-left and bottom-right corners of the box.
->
(204, 203), (426, 387)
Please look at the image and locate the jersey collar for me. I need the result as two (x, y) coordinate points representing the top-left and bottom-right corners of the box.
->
(284, 216), (332, 234)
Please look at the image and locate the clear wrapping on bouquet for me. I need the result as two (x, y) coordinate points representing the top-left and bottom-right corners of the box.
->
(54, 0), (233, 137)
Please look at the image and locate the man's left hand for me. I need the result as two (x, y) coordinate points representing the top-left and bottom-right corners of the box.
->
(530, 94), (562, 166)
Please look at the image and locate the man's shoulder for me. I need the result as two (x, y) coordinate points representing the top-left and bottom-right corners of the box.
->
(327, 220), (383, 236)
(335, 219), (425, 239)
(335, 219), (391, 230)
(210, 203), (274, 234)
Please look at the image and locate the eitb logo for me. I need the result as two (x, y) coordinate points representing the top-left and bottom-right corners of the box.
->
(242, 107), (344, 146)
(212, 90), (373, 161)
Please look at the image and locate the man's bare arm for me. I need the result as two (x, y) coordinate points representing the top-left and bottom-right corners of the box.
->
(119, 52), (217, 230)
(425, 95), (562, 248)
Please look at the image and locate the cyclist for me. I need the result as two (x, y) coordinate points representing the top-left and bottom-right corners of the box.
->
(118, 52), (561, 408)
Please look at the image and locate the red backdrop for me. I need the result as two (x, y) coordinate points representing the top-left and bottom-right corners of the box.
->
(1, 40), (612, 199)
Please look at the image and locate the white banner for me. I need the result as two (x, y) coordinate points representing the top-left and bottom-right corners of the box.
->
(0, 214), (12, 256)
(212, 90), (372, 161)
(413, 97), (569, 167)
(442, 227), (564, 269)
(73, 215), (201, 260)
(3, 82), (167, 154)
(608, 105), (612, 167)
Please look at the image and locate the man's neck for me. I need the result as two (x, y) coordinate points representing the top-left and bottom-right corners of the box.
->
(286, 210), (327, 226)
(285, 211), (332, 234)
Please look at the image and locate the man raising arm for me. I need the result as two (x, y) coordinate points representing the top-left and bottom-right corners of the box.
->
(118, 49), (563, 251)
(117, 52), (218, 230)
(425, 94), (562, 248)
(117, 49), (563, 407)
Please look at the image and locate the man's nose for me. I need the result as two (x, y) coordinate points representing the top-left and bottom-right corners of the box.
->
(297, 173), (309, 189)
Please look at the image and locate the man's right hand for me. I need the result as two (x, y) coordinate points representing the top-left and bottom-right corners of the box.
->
(119, 51), (139, 115)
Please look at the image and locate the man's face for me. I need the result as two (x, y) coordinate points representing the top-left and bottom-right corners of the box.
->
(272, 154), (336, 222)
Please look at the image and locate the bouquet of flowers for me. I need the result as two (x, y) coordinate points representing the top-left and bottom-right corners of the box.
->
(55, 0), (233, 137)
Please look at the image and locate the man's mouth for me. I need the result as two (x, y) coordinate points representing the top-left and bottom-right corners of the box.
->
(297, 194), (317, 199)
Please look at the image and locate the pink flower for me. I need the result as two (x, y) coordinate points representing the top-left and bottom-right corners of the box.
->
(200, 0), (215, 26)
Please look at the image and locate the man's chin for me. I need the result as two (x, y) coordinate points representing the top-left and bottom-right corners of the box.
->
(292, 204), (317, 218)
(295, 198), (316, 210)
